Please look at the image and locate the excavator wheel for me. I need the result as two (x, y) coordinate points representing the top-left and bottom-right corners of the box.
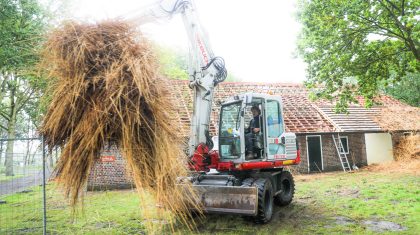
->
(240, 178), (256, 222)
(274, 171), (295, 206)
(241, 178), (255, 187)
(253, 178), (274, 223)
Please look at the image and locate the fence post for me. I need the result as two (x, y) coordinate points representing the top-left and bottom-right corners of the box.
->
(42, 136), (47, 235)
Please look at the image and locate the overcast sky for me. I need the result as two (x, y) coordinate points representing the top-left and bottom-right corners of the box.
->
(72, 0), (307, 83)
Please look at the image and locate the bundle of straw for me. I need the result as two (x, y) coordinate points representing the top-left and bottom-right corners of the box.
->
(393, 134), (420, 161)
(39, 20), (198, 228)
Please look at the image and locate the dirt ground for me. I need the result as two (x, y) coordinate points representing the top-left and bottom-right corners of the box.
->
(296, 159), (420, 182)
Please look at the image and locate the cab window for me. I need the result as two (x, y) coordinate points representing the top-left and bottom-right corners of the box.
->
(266, 100), (283, 138)
(219, 102), (241, 159)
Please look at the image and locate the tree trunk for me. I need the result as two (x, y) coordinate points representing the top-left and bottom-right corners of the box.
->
(24, 139), (30, 166)
(5, 120), (16, 176)
(48, 153), (54, 168)
(4, 81), (17, 176)
(0, 140), (3, 165)
(0, 72), (8, 166)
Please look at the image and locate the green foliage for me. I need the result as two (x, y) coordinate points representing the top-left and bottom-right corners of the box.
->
(156, 46), (189, 80)
(384, 72), (420, 106)
(0, 0), (48, 71)
(0, 0), (49, 134)
(297, 0), (419, 109)
(156, 45), (241, 82)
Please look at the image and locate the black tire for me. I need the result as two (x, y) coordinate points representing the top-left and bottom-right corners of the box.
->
(274, 171), (295, 206)
(241, 178), (257, 221)
(253, 178), (274, 223)
(241, 178), (254, 187)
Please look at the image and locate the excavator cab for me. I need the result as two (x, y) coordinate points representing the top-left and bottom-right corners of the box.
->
(218, 93), (293, 164)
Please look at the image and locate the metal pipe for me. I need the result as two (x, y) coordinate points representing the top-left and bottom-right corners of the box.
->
(42, 136), (47, 235)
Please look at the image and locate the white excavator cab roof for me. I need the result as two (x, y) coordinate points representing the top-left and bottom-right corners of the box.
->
(222, 93), (283, 106)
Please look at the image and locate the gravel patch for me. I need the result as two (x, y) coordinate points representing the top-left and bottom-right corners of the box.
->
(334, 216), (355, 226)
(363, 220), (406, 232)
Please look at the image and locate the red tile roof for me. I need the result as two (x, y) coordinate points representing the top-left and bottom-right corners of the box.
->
(167, 80), (419, 135)
(168, 80), (335, 135)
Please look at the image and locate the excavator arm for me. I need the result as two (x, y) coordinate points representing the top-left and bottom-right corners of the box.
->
(128, 0), (227, 155)
(177, 0), (227, 155)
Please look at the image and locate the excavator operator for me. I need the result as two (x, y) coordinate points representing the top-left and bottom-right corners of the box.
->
(245, 105), (261, 157)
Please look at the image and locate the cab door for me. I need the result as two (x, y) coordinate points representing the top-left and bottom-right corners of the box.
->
(265, 99), (286, 160)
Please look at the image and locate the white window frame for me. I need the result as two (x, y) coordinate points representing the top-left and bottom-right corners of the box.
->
(339, 136), (349, 154)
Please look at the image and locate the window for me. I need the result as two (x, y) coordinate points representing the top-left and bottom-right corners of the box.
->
(340, 136), (349, 154)
(266, 100), (283, 138)
(219, 102), (242, 159)
(266, 100), (285, 155)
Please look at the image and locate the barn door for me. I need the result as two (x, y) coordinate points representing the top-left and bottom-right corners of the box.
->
(307, 136), (323, 172)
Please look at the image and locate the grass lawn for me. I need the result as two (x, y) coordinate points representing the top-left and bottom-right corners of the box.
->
(0, 174), (26, 182)
(0, 165), (419, 234)
(0, 165), (43, 182)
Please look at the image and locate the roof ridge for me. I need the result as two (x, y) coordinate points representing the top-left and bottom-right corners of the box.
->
(221, 81), (304, 86)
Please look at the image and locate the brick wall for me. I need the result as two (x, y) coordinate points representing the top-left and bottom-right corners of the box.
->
(321, 134), (342, 172)
(291, 133), (368, 173)
(291, 135), (309, 173)
(345, 133), (367, 167)
(87, 133), (371, 188)
(290, 134), (342, 173)
(87, 146), (134, 191)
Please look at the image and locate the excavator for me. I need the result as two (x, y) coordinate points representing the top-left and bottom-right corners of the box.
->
(131, 0), (301, 223)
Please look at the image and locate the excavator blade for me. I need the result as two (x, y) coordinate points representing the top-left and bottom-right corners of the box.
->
(191, 185), (258, 215)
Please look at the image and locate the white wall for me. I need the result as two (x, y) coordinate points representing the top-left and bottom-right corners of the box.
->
(365, 133), (394, 164)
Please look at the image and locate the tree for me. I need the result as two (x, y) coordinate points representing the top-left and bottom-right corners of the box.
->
(297, 0), (419, 111)
(156, 46), (241, 82)
(156, 46), (190, 80)
(0, 0), (49, 175)
(384, 72), (420, 106)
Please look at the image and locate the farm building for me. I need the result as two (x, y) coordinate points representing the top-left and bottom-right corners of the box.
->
(87, 80), (420, 190)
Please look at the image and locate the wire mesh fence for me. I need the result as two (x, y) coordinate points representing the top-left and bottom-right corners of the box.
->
(0, 137), (47, 234)
(0, 138), (145, 234)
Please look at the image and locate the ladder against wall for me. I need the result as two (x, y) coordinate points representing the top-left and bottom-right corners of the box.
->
(332, 133), (352, 172)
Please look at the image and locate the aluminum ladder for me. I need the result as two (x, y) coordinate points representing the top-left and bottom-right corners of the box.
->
(332, 133), (352, 172)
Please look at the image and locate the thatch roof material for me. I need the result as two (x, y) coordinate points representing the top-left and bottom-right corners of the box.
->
(39, 20), (198, 228)
(371, 106), (420, 131)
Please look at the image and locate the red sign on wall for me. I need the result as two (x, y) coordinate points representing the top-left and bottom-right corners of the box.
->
(101, 155), (116, 162)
